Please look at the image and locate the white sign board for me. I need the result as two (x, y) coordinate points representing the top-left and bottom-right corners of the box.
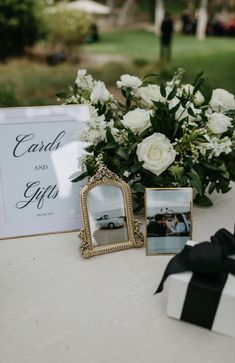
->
(0, 105), (89, 239)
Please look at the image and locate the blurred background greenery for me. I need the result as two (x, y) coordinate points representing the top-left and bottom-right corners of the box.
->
(0, 0), (235, 107)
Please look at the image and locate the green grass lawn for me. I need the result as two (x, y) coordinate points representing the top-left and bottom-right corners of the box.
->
(0, 30), (235, 107)
(82, 30), (235, 93)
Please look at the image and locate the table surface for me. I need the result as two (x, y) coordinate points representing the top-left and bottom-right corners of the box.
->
(1, 185), (235, 363)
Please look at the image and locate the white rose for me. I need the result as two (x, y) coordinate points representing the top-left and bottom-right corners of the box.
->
(116, 74), (142, 89)
(135, 85), (165, 108)
(121, 108), (151, 134)
(207, 112), (232, 134)
(90, 81), (112, 103)
(210, 88), (235, 112)
(136, 133), (176, 176)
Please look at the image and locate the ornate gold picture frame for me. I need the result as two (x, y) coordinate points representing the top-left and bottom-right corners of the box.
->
(79, 166), (144, 258)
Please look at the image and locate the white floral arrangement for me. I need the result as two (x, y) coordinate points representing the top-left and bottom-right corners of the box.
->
(60, 69), (235, 209)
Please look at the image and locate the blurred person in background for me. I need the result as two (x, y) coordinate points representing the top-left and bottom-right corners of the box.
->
(160, 11), (174, 62)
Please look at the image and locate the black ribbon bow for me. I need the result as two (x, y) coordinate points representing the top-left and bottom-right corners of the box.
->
(155, 228), (235, 294)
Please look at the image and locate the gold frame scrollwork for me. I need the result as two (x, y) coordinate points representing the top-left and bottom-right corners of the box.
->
(79, 166), (144, 258)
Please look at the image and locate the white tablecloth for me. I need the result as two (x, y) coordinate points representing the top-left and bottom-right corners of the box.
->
(1, 185), (235, 363)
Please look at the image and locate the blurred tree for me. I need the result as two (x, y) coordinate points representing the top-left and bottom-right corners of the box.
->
(106, 0), (115, 24)
(0, 0), (45, 60)
(45, 9), (92, 54)
(186, 0), (194, 12)
(117, 0), (136, 27)
(222, 0), (228, 10)
(106, 0), (114, 12)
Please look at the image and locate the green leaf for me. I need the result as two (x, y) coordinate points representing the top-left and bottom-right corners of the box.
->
(85, 145), (94, 153)
(129, 142), (139, 151)
(106, 129), (115, 143)
(221, 184), (231, 193)
(193, 71), (204, 87)
(71, 171), (88, 183)
(187, 106), (195, 118)
(74, 83), (78, 95)
(160, 83), (166, 98)
(172, 122), (179, 139)
(103, 142), (117, 150)
(133, 203), (144, 214)
(208, 182), (216, 194)
(201, 161), (222, 171)
(193, 80), (204, 94)
(167, 86), (177, 101)
(131, 182), (145, 193)
(194, 194), (213, 207)
(116, 147), (129, 160)
(56, 91), (69, 99)
(130, 161), (144, 173)
(188, 169), (203, 195)
(143, 73), (160, 79)
(217, 163), (227, 172)
(121, 89), (126, 98)
(222, 171), (230, 180)
(145, 175), (172, 187)
(152, 100), (165, 109)
(169, 102), (181, 114)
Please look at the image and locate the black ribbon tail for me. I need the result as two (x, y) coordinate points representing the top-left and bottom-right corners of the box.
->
(155, 246), (191, 294)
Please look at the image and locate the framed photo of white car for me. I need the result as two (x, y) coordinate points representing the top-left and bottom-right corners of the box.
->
(0, 105), (89, 239)
(145, 188), (193, 255)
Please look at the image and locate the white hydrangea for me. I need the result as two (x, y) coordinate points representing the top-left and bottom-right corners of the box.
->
(63, 95), (79, 104)
(77, 154), (87, 172)
(206, 136), (232, 158)
(112, 129), (128, 144)
(116, 74), (142, 90)
(79, 106), (107, 145)
(166, 68), (185, 88)
(107, 120), (128, 144)
(210, 88), (235, 112)
(123, 171), (131, 178)
(90, 81), (113, 104)
(75, 69), (94, 91)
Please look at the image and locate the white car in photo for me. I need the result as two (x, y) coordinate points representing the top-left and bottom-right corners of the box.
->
(96, 215), (124, 229)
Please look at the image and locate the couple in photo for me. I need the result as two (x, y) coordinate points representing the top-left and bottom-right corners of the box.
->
(147, 213), (190, 237)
